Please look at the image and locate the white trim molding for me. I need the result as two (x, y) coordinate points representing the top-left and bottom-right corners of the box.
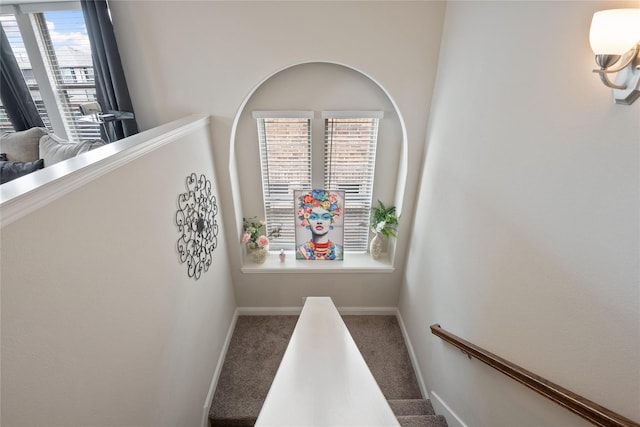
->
(393, 312), (468, 427)
(236, 306), (398, 316)
(252, 110), (314, 119)
(240, 251), (395, 274)
(237, 307), (303, 316)
(1, 115), (209, 228)
(201, 308), (240, 427)
(321, 110), (384, 119)
(395, 309), (427, 398)
(430, 391), (468, 427)
(339, 306), (397, 315)
(229, 61), (409, 273)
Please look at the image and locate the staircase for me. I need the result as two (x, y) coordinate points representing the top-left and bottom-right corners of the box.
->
(388, 399), (448, 427)
(208, 315), (448, 427)
(209, 398), (447, 427)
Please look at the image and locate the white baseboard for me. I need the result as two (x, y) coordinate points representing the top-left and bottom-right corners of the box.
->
(394, 312), (467, 427)
(430, 391), (468, 427)
(201, 308), (240, 427)
(338, 306), (398, 315)
(394, 310), (427, 399)
(236, 306), (302, 315)
(236, 306), (398, 316)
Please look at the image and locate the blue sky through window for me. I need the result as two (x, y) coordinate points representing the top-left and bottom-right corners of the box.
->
(44, 10), (91, 66)
(44, 11), (88, 47)
(1, 10), (91, 67)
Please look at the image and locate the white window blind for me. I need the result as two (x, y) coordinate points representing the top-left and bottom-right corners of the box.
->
(255, 112), (313, 250)
(254, 110), (382, 252)
(36, 11), (100, 140)
(323, 111), (382, 251)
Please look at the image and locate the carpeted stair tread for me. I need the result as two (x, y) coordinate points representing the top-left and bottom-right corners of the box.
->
(388, 398), (435, 416)
(397, 414), (448, 427)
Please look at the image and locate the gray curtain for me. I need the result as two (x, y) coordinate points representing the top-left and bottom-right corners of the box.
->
(81, 0), (138, 141)
(0, 24), (45, 131)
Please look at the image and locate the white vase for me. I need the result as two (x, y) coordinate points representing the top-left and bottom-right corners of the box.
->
(369, 233), (383, 259)
(250, 247), (268, 264)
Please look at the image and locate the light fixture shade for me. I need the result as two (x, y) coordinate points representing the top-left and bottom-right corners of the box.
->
(589, 9), (640, 55)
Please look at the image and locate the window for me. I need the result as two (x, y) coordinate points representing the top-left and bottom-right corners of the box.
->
(323, 112), (382, 250)
(254, 111), (313, 249)
(255, 110), (382, 252)
(0, 7), (99, 140)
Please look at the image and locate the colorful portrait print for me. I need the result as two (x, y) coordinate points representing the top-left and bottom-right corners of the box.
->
(294, 189), (345, 260)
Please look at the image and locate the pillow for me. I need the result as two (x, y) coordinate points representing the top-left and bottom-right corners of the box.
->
(0, 159), (45, 184)
(0, 153), (7, 161)
(39, 133), (106, 166)
(0, 127), (48, 162)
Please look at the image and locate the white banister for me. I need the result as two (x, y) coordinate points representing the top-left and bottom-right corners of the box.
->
(256, 297), (400, 426)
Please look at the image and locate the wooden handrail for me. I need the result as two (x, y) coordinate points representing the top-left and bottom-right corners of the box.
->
(430, 324), (640, 427)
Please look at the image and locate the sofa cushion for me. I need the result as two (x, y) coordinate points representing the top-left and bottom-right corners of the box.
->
(0, 159), (45, 184)
(0, 127), (48, 162)
(39, 133), (105, 166)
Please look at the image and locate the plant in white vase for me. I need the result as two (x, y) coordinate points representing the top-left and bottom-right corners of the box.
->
(241, 216), (281, 264)
(369, 201), (399, 259)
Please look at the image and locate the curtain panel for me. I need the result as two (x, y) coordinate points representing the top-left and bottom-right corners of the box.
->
(0, 25), (45, 131)
(81, 0), (138, 141)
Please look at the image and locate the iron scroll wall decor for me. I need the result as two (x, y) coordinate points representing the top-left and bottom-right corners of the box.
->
(176, 173), (219, 279)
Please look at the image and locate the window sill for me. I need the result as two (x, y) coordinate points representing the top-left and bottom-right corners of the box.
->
(240, 251), (395, 274)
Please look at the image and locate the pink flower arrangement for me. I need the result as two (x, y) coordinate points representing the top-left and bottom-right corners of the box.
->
(241, 216), (280, 251)
(257, 235), (269, 247)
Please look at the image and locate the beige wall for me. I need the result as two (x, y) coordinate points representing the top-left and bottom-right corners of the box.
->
(1, 118), (236, 426)
(4, 1), (636, 425)
(400, 1), (640, 426)
(109, 0), (446, 307)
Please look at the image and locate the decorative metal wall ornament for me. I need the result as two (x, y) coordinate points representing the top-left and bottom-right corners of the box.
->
(176, 173), (219, 279)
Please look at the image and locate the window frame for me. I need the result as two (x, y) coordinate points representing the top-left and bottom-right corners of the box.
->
(322, 110), (383, 251)
(0, 1), (99, 140)
(253, 110), (314, 250)
(254, 109), (383, 253)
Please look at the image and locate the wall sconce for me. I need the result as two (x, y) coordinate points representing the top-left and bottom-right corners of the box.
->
(589, 8), (640, 105)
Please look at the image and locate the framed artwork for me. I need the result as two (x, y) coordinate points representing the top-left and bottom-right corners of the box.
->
(294, 189), (345, 260)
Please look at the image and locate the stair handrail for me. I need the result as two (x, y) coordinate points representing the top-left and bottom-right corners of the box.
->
(430, 324), (639, 427)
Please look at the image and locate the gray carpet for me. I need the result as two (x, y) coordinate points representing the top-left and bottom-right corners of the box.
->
(209, 315), (444, 426)
(342, 315), (422, 400)
(210, 316), (298, 421)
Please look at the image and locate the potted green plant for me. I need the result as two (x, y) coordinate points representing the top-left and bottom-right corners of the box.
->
(369, 201), (399, 259)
